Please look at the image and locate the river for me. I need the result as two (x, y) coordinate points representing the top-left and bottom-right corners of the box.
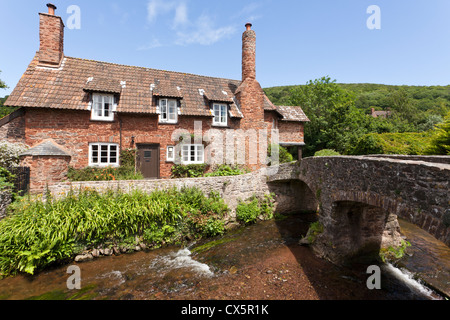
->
(0, 212), (447, 300)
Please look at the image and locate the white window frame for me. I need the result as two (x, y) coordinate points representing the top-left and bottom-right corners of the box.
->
(181, 144), (204, 164)
(159, 98), (178, 124)
(89, 143), (119, 167)
(212, 103), (228, 126)
(91, 93), (115, 121)
(166, 146), (175, 162)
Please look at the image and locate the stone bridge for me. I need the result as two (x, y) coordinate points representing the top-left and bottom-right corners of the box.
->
(267, 155), (450, 263)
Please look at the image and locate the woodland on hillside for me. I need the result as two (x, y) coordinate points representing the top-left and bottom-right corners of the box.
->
(264, 78), (450, 157)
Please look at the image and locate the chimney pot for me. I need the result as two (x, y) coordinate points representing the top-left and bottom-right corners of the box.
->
(245, 23), (252, 31)
(47, 3), (57, 15)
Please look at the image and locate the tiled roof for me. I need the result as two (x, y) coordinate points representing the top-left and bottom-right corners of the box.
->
(276, 106), (310, 122)
(83, 77), (122, 94)
(5, 52), (306, 122)
(5, 53), (243, 117)
(20, 139), (71, 157)
(372, 110), (391, 118)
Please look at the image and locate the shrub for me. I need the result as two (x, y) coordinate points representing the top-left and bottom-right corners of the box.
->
(268, 144), (294, 165)
(204, 165), (249, 177)
(120, 149), (137, 168)
(171, 164), (208, 178)
(236, 197), (260, 225)
(351, 131), (434, 155)
(306, 221), (324, 244)
(236, 194), (275, 225)
(0, 167), (15, 192)
(314, 149), (341, 157)
(0, 141), (28, 168)
(426, 111), (450, 155)
(67, 166), (143, 182)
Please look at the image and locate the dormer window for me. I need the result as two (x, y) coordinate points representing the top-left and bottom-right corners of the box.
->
(212, 103), (228, 126)
(159, 98), (178, 124)
(91, 93), (115, 121)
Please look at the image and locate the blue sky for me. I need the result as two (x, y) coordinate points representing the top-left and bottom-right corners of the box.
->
(1, 0), (450, 97)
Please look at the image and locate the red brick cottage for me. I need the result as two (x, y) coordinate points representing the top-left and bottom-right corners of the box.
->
(1, 4), (308, 191)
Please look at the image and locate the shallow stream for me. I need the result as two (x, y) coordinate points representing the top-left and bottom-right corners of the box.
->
(0, 213), (447, 300)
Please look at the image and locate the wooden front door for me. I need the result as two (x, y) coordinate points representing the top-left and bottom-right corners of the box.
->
(137, 144), (160, 179)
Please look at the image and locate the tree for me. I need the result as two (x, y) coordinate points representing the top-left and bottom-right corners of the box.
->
(290, 76), (371, 156)
(426, 112), (450, 155)
(0, 70), (7, 90)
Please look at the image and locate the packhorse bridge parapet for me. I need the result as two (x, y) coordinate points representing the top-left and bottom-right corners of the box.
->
(268, 156), (450, 263)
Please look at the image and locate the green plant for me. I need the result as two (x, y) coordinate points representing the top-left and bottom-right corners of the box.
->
(379, 239), (411, 263)
(235, 194), (275, 225)
(120, 149), (137, 168)
(204, 165), (249, 177)
(202, 218), (225, 237)
(67, 166), (143, 182)
(267, 144), (294, 165)
(236, 197), (260, 225)
(0, 167), (15, 192)
(351, 131), (434, 155)
(426, 111), (450, 155)
(306, 221), (324, 244)
(314, 149), (341, 157)
(0, 141), (29, 168)
(171, 164), (208, 178)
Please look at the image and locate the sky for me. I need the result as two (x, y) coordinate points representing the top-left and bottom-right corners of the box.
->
(1, 0), (450, 97)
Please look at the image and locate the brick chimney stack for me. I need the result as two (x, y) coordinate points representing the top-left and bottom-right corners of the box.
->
(38, 3), (64, 67)
(242, 23), (256, 81)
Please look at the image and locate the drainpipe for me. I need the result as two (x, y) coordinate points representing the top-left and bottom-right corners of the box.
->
(119, 115), (123, 161)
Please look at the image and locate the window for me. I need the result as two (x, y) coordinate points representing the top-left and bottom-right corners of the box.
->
(213, 103), (228, 126)
(166, 146), (175, 162)
(181, 144), (204, 164)
(91, 94), (115, 121)
(89, 143), (119, 167)
(159, 99), (178, 123)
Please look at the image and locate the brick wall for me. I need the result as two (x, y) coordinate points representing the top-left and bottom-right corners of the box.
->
(278, 121), (304, 144)
(0, 113), (26, 143)
(23, 107), (300, 179)
(39, 12), (64, 66)
(20, 155), (71, 194)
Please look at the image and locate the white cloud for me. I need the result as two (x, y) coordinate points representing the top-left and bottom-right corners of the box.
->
(145, 0), (236, 46)
(173, 2), (189, 28)
(147, 0), (183, 24)
(137, 37), (163, 51)
(175, 14), (236, 46)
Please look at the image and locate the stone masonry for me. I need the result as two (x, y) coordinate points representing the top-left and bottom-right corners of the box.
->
(268, 157), (450, 263)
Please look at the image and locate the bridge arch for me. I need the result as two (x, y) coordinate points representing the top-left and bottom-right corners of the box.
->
(324, 198), (403, 262)
(267, 178), (319, 215)
(267, 157), (450, 264)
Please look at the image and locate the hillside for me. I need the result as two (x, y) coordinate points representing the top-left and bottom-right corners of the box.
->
(264, 83), (450, 117)
(264, 81), (450, 156)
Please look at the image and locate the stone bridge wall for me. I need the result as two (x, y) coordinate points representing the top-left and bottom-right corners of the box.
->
(269, 157), (450, 263)
(364, 154), (450, 165)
